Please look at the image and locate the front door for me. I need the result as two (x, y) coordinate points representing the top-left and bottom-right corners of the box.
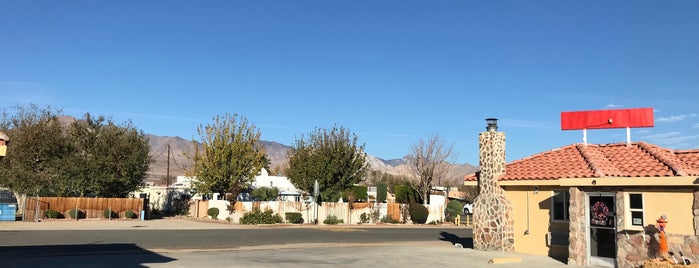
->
(588, 192), (616, 267)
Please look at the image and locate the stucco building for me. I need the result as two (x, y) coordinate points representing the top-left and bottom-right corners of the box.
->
(466, 122), (699, 267)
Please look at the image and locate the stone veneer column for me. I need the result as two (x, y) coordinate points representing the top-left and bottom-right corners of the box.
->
(567, 187), (587, 266)
(472, 130), (514, 251)
(694, 189), (699, 236)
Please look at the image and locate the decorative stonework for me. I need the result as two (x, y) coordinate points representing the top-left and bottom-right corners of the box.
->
(473, 131), (514, 252)
(615, 189), (699, 267)
(567, 187), (587, 266)
(694, 189), (699, 236)
(570, 188), (699, 267)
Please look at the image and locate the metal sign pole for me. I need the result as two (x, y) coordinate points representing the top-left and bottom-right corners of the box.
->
(313, 180), (319, 224)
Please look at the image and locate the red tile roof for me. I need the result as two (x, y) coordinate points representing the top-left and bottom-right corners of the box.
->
(464, 142), (699, 182)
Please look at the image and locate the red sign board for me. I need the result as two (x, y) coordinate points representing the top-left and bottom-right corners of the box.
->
(561, 108), (654, 130)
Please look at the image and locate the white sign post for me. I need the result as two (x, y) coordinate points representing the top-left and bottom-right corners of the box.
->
(313, 180), (319, 224)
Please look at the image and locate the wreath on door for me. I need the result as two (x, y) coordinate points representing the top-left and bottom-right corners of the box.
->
(591, 201), (609, 225)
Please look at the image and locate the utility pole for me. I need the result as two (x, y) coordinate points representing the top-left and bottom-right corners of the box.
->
(166, 144), (172, 215)
(193, 140), (198, 175)
(166, 144), (170, 187)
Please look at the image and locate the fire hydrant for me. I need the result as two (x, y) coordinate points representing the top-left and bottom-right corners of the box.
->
(455, 214), (461, 226)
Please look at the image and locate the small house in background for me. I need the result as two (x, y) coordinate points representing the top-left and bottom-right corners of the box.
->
(135, 168), (302, 210)
(251, 168), (302, 202)
(0, 131), (8, 157)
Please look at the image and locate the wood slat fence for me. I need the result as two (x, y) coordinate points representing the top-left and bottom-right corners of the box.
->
(24, 197), (145, 222)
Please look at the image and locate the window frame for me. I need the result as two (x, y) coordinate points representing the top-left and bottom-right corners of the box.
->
(625, 192), (645, 231)
(551, 189), (570, 222)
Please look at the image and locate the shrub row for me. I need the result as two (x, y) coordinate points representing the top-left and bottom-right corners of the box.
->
(44, 209), (137, 219)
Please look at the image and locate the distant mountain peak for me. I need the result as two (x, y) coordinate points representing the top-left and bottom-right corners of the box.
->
(146, 134), (476, 186)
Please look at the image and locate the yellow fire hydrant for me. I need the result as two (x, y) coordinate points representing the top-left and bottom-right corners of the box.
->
(455, 214), (460, 226)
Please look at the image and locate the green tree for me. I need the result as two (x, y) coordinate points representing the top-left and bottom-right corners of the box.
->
(0, 105), (151, 198)
(0, 104), (68, 196)
(63, 114), (151, 197)
(287, 126), (369, 202)
(377, 182), (387, 203)
(394, 182), (422, 204)
(366, 170), (409, 196)
(251, 186), (279, 201)
(191, 113), (267, 207)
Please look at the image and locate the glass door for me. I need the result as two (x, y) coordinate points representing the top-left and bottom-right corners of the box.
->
(588, 192), (616, 267)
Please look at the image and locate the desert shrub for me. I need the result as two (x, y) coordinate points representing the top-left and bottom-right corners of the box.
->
(44, 209), (62, 219)
(359, 212), (370, 224)
(380, 215), (399, 224)
(409, 204), (428, 224)
(124, 210), (136, 219)
(207, 207), (220, 220)
(240, 208), (282, 225)
(445, 200), (463, 222)
(103, 209), (117, 219)
(285, 212), (304, 224)
(67, 208), (84, 219)
(323, 215), (344, 225)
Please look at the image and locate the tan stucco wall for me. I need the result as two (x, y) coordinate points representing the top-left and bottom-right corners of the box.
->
(504, 186), (569, 258)
(631, 189), (694, 235)
(503, 186), (695, 261)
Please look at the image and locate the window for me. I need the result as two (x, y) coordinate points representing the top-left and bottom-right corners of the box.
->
(627, 193), (644, 228)
(552, 190), (569, 221)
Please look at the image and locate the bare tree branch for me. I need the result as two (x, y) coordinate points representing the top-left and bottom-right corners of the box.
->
(406, 134), (455, 205)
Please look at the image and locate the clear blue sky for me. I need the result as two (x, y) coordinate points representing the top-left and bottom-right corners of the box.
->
(2, 1), (698, 165)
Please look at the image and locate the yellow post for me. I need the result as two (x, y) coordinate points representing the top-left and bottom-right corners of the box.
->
(455, 214), (460, 226)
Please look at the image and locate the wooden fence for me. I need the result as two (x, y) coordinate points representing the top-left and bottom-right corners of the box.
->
(24, 197), (145, 222)
(388, 203), (401, 222)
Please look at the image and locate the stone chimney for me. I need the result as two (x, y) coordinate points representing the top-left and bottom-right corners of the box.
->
(472, 118), (514, 251)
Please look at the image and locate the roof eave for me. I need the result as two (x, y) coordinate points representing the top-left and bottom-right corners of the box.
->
(466, 176), (699, 187)
(559, 176), (699, 187)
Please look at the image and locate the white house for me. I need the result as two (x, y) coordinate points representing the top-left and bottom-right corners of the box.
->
(250, 168), (302, 202)
(152, 168), (302, 202)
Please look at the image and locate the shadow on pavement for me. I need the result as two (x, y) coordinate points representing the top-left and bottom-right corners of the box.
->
(438, 231), (473, 248)
(0, 243), (175, 268)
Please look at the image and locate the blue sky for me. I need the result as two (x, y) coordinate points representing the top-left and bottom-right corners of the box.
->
(1, 1), (698, 165)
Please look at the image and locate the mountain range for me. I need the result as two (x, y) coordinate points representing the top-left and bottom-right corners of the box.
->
(146, 134), (477, 186)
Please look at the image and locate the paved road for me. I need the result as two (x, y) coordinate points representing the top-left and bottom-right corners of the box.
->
(1, 227), (474, 249)
(0, 218), (571, 268)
